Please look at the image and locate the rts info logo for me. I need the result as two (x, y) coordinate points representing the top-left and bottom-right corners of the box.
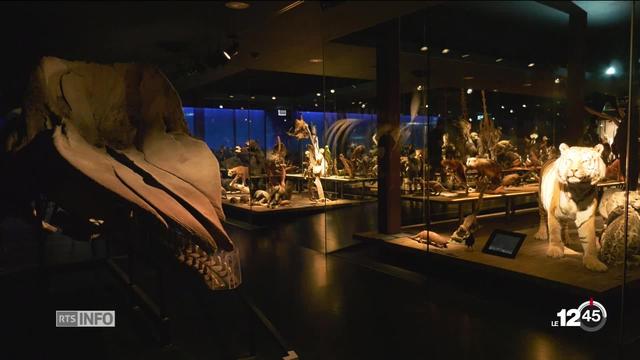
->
(551, 298), (607, 332)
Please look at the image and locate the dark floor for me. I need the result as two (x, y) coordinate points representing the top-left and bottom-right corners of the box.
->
(1, 203), (639, 359)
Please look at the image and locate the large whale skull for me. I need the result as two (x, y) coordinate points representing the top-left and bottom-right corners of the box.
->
(2, 57), (240, 290)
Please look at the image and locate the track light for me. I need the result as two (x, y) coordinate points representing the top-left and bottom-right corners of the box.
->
(223, 40), (239, 60)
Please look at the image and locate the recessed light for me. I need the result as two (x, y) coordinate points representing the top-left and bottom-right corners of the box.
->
(441, 48), (450, 54)
(361, 103), (366, 109)
(495, 58), (503, 63)
(420, 45), (428, 52)
(492, 89), (498, 92)
(501, 105), (505, 109)
(522, 104), (527, 108)
(466, 88), (473, 94)
(523, 83), (532, 87)
(528, 62), (535, 68)
(228, 95), (234, 98)
(554, 77), (560, 84)
(225, 1), (250, 10)
(351, 101), (355, 105)
(463, 76), (474, 80)
(330, 89), (335, 94)
(417, 85), (423, 91)
(605, 66), (616, 75)
(509, 109), (514, 113)
(272, 96), (277, 100)
(219, 105), (224, 109)
(425, 104), (429, 108)
(461, 54), (470, 58)
(314, 103), (319, 107)
(316, 92), (321, 97)
(250, 96), (255, 100)
(309, 58), (323, 63)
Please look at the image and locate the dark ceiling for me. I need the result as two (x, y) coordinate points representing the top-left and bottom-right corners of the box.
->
(0, 1), (635, 115)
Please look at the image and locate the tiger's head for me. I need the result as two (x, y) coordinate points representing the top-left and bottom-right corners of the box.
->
(556, 143), (606, 185)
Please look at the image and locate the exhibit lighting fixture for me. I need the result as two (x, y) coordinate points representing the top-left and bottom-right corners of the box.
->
(250, 96), (255, 100)
(420, 45), (428, 52)
(225, 1), (250, 10)
(361, 103), (366, 109)
(277, 0), (304, 15)
(554, 77), (560, 84)
(417, 85), (423, 91)
(495, 58), (503, 62)
(314, 103), (318, 107)
(425, 104), (429, 108)
(330, 89), (335, 94)
(272, 96), (277, 100)
(605, 66), (616, 75)
(510, 109), (514, 113)
(522, 104), (526, 108)
(229, 95), (234, 98)
(316, 92), (321, 96)
(309, 58), (323, 63)
(466, 88), (473, 94)
(222, 40), (239, 60)
(441, 48), (450, 54)
(463, 76), (474, 80)
(528, 62), (535, 68)
(501, 105), (505, 109)
(219, 105), (223, 109)
(461, 54), (470, 58)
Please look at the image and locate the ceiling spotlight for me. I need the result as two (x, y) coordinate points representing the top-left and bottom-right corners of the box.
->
(228, 95), (234, 98)
(527, 62), (535, 68)
(351, 101), (355, 105)
(495, 58), (503, 63)
(509, 109), (514, 113)
(417, 85), (423, 91)
(500, 105), (505, 109)
(314, 103), (319, 107)
(250, 96), (255, 100)
(461, 54), (470, 58)
(605, 66), (616, 75)
(466, 88), (473, 94)
(271, 96), (277, 100)
(225, 1), (250, 10)
(522, 104), (527, 108)
(361, 103), (366, 109)
(441, 48), (450, 54)
(420, 45), (428, 52)
(219, 105), (224, 109)
(425, 104), (429, 108)
(492, 89), (498, 92)
(463, 76), (474, 80)
(523, 83), (532, 87)
(351, 84), (357, 89)
(309, 58), (323, 63)
(223, 40), (239, 60)
(554, 77), (560, 84)
(316, 92), (321, 97)
(330, 89), (335, 94)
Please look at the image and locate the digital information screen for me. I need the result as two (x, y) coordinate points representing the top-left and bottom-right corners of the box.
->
(482, 230), (527, 258)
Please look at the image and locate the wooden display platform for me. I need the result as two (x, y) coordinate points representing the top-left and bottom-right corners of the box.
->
(222, 192), (374, 216)
(355, 211), (639, 295)
(286, 174), (377, 198)
(401, 181), (624, 223)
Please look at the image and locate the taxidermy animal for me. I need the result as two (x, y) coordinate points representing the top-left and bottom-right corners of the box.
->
(411, 230), (449, 248)
(0, 57), (239, 290)
(534, 144), (607, 272)
(340, 153), (354, 178)
(466, 157), (502, 186)
(440, 159), (467, 193)
(604, 159), (621, 181)
(228, 165), (249, 188)
(492, 140), (522, 169)
(598, 189), (640, 266)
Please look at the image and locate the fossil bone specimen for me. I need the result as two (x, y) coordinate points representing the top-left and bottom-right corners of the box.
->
(1, 57), (240, 290)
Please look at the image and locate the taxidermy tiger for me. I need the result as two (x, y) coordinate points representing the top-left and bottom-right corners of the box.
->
(534, 143), (608, 272)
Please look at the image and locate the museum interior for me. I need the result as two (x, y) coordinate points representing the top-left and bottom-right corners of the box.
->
(1, 1), (640, 359)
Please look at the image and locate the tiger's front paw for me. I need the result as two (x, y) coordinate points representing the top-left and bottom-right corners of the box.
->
(583, 255), (608, 272)
(546, 244), (564, 258)
(534, 226), (548, 240)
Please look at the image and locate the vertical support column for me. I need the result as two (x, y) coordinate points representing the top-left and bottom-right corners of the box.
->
(626, 5), (639, 191)
(194, 107), (205, 140)
(376, 19), (401, 234)
(566, 10), (587, 144)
